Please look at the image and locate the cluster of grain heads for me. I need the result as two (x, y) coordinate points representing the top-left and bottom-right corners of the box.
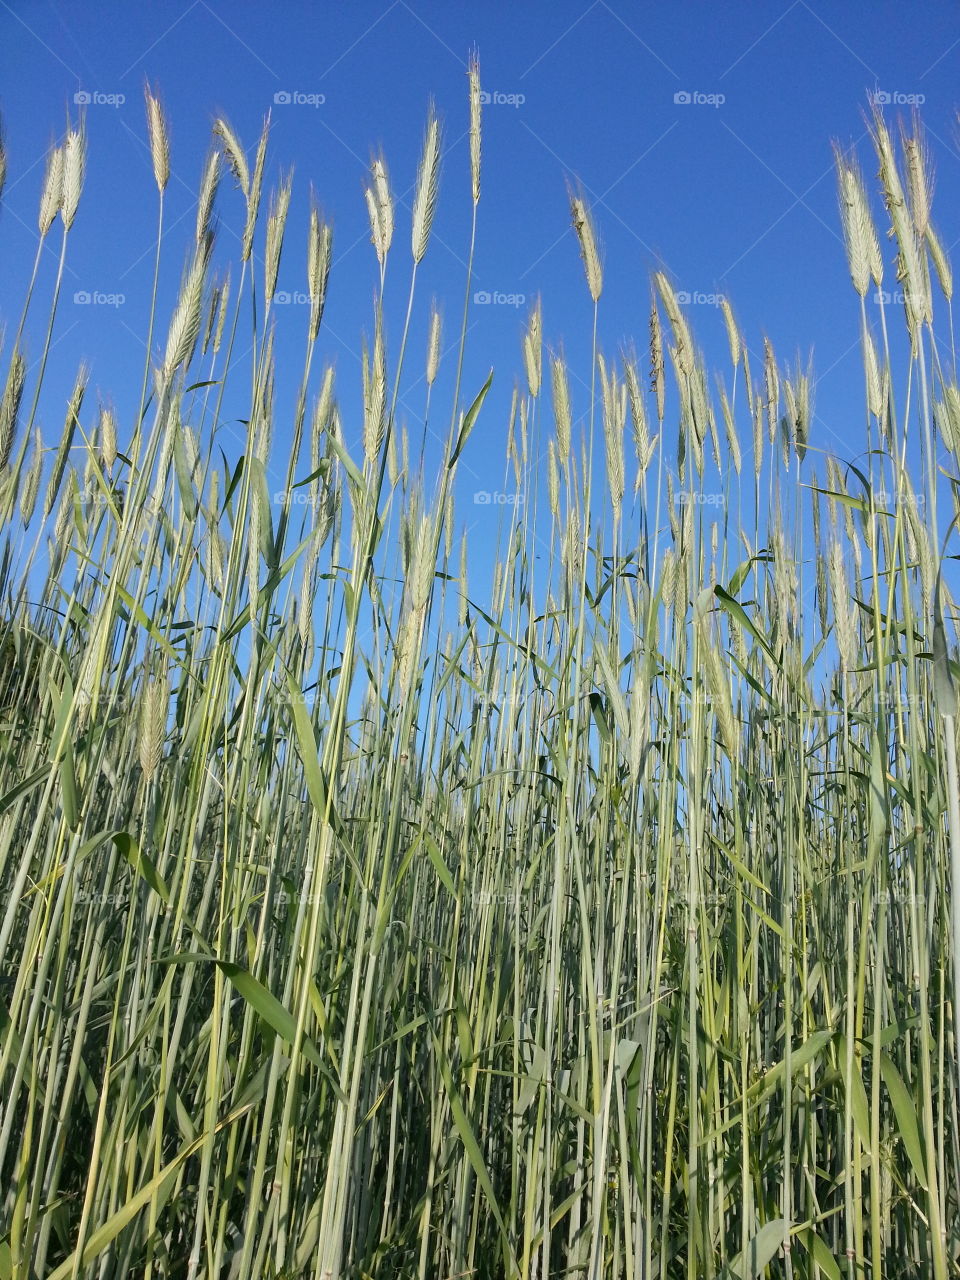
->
(1, 68), (960, 1280)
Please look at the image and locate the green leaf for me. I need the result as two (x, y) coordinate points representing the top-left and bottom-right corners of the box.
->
(746, 1028), (833, 1103)
(728, 555), (762, 597)
(48, 674), (79, 831)
(423, 833), (458, 900)
(215, 961), (324, 1067)
(249, 454), (275, 567)
(932, 575), (958, 717)
(0, 763), (52, 816)
(433, 1031), (515, 1272)
(285, 675), (364, 884)
(113, 831), (169, 905)
(45, 1102), (255, 1280)
(325, 428), (366, 495)
(171, 419), (199, 520)
(720, 1218), (786, 1279)
(114, 587), (181, 662)
(836, 1036), (872, 1151)
(879, 1051), (927, 1187)
(449, 369), (493, 467)
(795, 1227), (842, 1280)
(714, 585), (775, 661)
(285, 673), (329, 820)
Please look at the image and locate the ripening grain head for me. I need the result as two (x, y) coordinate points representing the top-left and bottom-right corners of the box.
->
(412, 104), (442, 264)
(144, 83), (170, 192)
(568, 184), (603, 302)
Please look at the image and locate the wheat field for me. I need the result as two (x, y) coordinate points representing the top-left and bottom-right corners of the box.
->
(1, 61), (959, 1279)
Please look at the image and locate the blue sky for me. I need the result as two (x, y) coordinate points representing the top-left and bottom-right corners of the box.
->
(1, 1), (959, 610)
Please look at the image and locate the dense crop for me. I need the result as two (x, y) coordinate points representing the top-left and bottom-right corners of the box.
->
(1, 65), (959, 1279)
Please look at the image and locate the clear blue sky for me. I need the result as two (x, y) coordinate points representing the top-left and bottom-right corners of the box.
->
(1, 1), (959, 598)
